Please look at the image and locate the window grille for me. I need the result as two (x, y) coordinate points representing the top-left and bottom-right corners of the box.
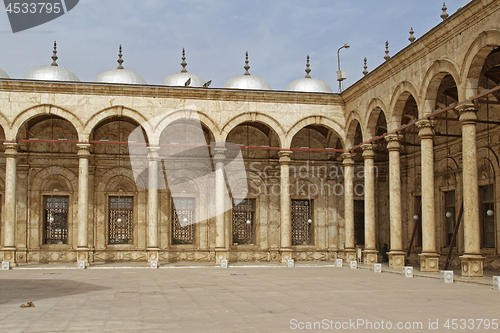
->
(172, 197), (195, 244)
(109, 196), (133, 244)
(291, 199), (313, 245)
(232, 199), (255, 245)
(44, 196), (68, 244)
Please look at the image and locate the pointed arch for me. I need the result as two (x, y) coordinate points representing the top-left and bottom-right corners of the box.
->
(365, 98), (389, 139)
(345, 111), (363, 148)
(388, 81), (420, 131)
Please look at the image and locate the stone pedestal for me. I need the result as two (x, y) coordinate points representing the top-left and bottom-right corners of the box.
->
(147, 249), (160, 263)
(388, 250), (406, 268)
(460, 254), (485, 277)
(215, 248), (228, 263)
(76, 249), (90, 267)
(344, 248), (356, 262)
(419, 252), (440, 272)
(280, 248), (292, 263)
(363, 249), (379, 264)
(1, 248), (16, 267)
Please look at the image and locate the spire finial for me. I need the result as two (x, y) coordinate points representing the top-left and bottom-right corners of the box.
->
(244, 51), (250, 75)
(51, 41), (58, 66)
(363, 57), (368, 76)
(117, 45), (124, 69)
(384, 41), (390, 61)
(409, 27), (416, 43)
(441, 2), (449, 20)
(305, 55), (311, 78)
(181, 48), (187, 73)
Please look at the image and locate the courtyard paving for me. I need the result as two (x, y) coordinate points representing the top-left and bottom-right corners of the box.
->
(0, 263), (498, 332)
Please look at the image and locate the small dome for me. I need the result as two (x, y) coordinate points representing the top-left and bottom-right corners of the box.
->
(285, 56), (332, 93)
(25, 42), (80, 82)
(162, 49), (205, 87)
(94, 45), (146, 84)
(223, 52), (271, 90)
(0, 68), (9, 79)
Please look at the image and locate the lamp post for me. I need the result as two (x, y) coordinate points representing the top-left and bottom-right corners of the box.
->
(337, 43), (350, 93)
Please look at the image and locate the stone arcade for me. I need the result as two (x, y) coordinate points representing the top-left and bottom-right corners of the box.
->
(0, 0), (499, 277)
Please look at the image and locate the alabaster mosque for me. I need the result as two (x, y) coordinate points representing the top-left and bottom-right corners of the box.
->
(0, 0), (499, 278)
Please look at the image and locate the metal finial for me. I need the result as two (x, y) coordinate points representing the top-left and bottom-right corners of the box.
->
(441, 2), (449, 20)
(181, 48), (187, 73)
(384, 41), (390, 61)
(409, 27), (416, 43)
(117, 45), (124, 69)
(305, 55), (311, 78)
(51, 41), (58, 66)
(363, 57), (368, 76)
(244, 51), (250, 75)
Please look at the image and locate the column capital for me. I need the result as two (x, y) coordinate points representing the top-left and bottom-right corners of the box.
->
(455, 101), (478, 124)
(385, 133), (402, 151)
(147, 146), (160, 161)
(76, 143), (91, 157)
(416, 119), (435, 139)
(3, 142), (18, 156)
(278, 150), (292, 164)
(361, 144), (375, 159)
(341, 152), (354, 165)
(213, 147), (227, 162)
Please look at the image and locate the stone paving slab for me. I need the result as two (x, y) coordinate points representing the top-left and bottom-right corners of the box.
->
(0, 265), (499, 332)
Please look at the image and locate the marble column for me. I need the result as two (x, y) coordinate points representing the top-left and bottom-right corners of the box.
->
(457, 102), (484, 277)
(416, 120), (440, 272)
(361, 144), (378, 263)
(385, 134), (405, 268)
(342, 153), (356, 261)
(76, 143), (91, 266)
(213, 147), (227, 263)
(279, 150), (292, 262)
(147, 147), (160, 263)
(2, 143), (18, 265)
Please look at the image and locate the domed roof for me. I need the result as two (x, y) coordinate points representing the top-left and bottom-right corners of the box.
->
(162, 49), (206, 87)
(223, 52), (271, 90)
(0, 68), (9, 79)
(25, 42), (80, 82)
(285, 56), (333, 93)
(94, 45), (147, 84)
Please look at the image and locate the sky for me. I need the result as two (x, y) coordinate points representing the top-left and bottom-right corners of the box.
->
(0, 0), (472, 91)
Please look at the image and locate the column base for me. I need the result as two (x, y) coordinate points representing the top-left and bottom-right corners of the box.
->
(269, 247), (280, 262)
(147, 248), (160, 263)
(344, 248), (356, 262)
(280, 248), (292, 263)
(76, 248), (90, 267)
(460, 254), (485, 277)
(388, 251), (406, 268)
(215, 248), (227, 263)
(1, 247), (16, 267)
(363, 249), (379, 264)
(327, 248), (338, 261)
(419, 252), (440, 272)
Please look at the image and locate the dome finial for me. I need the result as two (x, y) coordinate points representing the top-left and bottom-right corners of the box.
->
(244, 51), (250, 75)
(51, 41), (58, 66)
(441, 2), (449, 20)
(305, 55), (311, 78)
(384, 41), (390, 61)
(117, 45), (124, 69)
(363, 57), (368, 76)
(181, 48), (188, 73)
(409, 27), (416, 43)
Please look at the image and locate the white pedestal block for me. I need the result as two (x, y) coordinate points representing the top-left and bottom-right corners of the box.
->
(492, 276), (499, 290)
(350, 261), (357, 269)
(403, 266), (413, 277)
(77, 260), (86, 269)
(150, 260), (158, 269)
(335, 259), (343, 267)
(441, 270), (454, 283)
(287, 259), (295, 268)
(372, 263), (382, 273)
(220, 259), (228, 268)
(1, 261), (10, 270)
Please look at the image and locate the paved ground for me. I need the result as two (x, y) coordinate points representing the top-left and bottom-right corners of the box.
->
(0, 264), (499, 333)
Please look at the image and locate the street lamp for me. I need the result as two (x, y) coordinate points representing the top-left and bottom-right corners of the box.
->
(337, 43), (350, 92)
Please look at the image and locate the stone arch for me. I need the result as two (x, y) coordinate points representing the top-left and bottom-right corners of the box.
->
(365, 98), (389, 139)
(388, 81), (421, 131)
(153, 109), (219, 145)
(345, 112), (363, 149)
(31, 166), (78, 192)
(0, 114), (10, 138)
(421, 58), (462, 115)
(82, 106), (153, 143)
(461, 29), (500, 101)
(221, 112), (284, 147)
(285, 116), (345, 150)
(97, 167), (143, 192)
(10, 105), (83, 141)
(478, 147), (499, 182)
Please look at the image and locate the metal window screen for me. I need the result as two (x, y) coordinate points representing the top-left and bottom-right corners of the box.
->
(172, 197), (195, 244)
(291, 199), (313, 245)
(44, 196), (69, 244)
(232, 199), (255, 245)
(109, 196), (133, 244)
